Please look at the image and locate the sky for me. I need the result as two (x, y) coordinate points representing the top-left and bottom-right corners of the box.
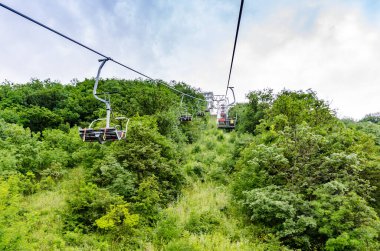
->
(0, 0), (379, 120)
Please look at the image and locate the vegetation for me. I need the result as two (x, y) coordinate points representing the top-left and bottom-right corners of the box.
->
(0, 79), (379, 250)
(231, 90), (380, 250)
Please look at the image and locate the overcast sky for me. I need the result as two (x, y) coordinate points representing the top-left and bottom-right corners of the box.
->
(0, 0), (379, 119)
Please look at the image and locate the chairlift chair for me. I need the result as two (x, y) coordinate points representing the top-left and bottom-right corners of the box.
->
(216, 87), (237, 130)
(179, 94), (192, 122)
(195, 100), (206, 117)
(179, 107), (193, 122)
(180, 114), (192, 122)
(196, 111), (205, 117)
(217, 114), (237, 130)
(79, 58), (129, 143)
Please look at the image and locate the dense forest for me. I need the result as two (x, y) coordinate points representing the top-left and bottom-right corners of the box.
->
(0, 79), (379, 250)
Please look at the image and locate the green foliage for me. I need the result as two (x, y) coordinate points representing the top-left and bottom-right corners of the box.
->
(92, 156), (136, 199)
(312, 181), (380, 250)
(0, 107), (21, 124)
(1, 80), (378, 250)
(0, 173), (45, 249)
(95, 203), (139, 230)
(64, 180), (124, 232)
(165, 239), (200, 251)
(153, 213), (183, 245)
(184, 210), (221, 234)
(326, 120), (380, 214)
(131, 176), (162, 224)
(191, 144), (202, 154)
(0, 175), (26, 250)
(267, 89), (335, 129)
(20, 106), (63, 134)
(0, 79), (204, 133)
(243, 186), (316, 248)
(344, 120), (380, 146)
(216, 134), (224, 141)
(231, 89), (380, 250)
(155, 109), (186, 143)
(110, 116), (185, 207)
(361, 112), (380, 124)
(230, 89), (273, 134)
(232, 144), (289, 200)
(0, 78), (207, 249)
(180, 118), (204, 143)
(24, 81), (67, 110)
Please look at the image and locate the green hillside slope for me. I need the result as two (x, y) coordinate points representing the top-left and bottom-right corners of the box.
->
(0, 80), (379, 250)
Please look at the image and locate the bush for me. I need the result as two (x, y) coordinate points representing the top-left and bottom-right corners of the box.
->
(112, 116), (184, 205)
(216, 134), (224, 141)
(95, 203), (139, 231)
(153, 213), (182, 246)
(64, 180), (124, 232)
(184, 210), (221, 234)
(92, 156), (136, 199)
(243, 186), (316, 248)
(191, 145), (202, 154)
(312, 181), (380, 250)
(165, 239), (200, 251)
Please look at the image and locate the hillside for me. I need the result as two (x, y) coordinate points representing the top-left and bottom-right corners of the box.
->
(0, 80), (379, 250)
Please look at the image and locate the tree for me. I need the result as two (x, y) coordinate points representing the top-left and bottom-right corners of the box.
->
(312, 181), (380, 251)
(20, 106), (63, 134)
(361, 112), (380, 124)
(231, 89), (380, 249)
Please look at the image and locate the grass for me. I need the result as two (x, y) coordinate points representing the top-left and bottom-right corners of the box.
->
(150, 123), (271, 250)
(22, 190), (66, 250)
(0, 117), (281, 250)
(0, 167), (111, 251)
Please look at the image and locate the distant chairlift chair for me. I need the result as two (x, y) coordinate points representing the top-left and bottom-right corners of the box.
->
(217, 87), (237, 130)
(196, 111), (205, 117)
(217, 114), (237, 129)
(179, 94), (192, 122)
(79, 58), (129, 143)
(196, 101), (206, 117)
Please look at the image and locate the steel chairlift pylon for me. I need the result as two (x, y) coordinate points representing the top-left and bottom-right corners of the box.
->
(78, 58), (129, 143)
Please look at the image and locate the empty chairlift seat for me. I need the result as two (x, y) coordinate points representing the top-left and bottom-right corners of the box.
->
(79, 127), (126, 143)
(100, 128), (125, 141)
(196, 111), (205, 117)
(78, 58), (129, 144)
(179, 114), (192, 122)
(79, 128), (100, 142)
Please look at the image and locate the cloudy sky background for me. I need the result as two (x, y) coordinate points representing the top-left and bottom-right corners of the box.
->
(0, 0), (379, 119)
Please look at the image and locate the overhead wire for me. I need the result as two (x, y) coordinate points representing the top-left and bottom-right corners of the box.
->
(0, 2), (204, 101)
(225, 0), (244, 97)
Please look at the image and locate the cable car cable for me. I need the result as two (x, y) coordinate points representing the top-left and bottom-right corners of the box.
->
(0, 2), (204, 102)
(225, 0), (244, 97)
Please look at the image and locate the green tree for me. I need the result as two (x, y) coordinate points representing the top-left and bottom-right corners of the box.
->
(312, 181), (380, 250)
(361, 112), (380, 124)
(231, 89), (380, 249)
(20, 106), (63, 134)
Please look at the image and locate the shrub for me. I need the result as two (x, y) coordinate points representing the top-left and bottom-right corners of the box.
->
(243, 186), (316, 249)
(95, 203), (139, 231)
(64, 181), (124, 232)
(184, 210), (221, 234)
(216, 134), (224, 141)
(153, 213), (182, 246)
(312, 181), (380, 250)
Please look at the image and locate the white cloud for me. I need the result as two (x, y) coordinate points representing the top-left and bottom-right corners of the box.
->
(225, 2), (380, 119)
(0, 0), (379, 119)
